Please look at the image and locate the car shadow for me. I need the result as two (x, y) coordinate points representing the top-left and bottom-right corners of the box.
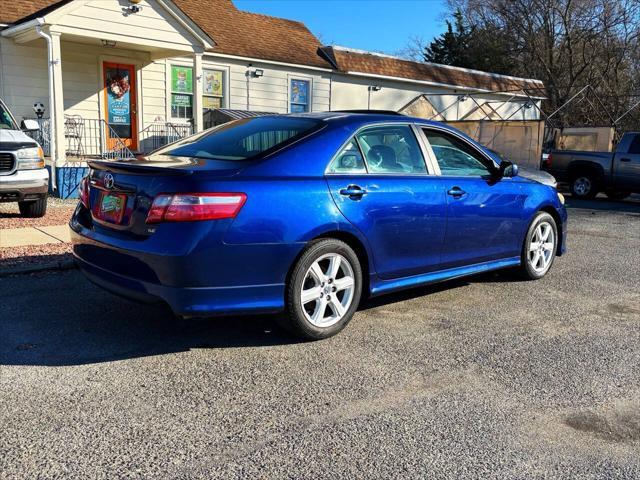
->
(1, 268), (523, 368)
(564, 193), (640, 214)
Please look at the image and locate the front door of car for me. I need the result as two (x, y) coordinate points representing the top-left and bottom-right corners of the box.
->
(613, 135), (640, 191)
(326, 125), (447, 280)
(421, 128), (527, 269)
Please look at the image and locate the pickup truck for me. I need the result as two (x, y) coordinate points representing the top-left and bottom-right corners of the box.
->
(542, 132), (640, 199)
(0, 98), (49, 217)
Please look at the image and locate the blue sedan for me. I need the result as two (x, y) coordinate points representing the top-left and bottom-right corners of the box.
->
(70, 112), (567, 340)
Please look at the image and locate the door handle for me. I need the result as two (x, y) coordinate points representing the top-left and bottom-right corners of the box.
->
(339, 185), (367, 198)
(447, 186), (466, 197)
(620, 158), (631, 162)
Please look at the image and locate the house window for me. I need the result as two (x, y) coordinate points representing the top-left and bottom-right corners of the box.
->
(290, 79), (310, 113)
(171, 65), (193, 119)
(203, 69), (224, 111)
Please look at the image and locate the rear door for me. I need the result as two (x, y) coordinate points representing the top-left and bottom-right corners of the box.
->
(326, 123), (447, 279)
(613, 134), (640, 191)
(420, 127), (527, 269)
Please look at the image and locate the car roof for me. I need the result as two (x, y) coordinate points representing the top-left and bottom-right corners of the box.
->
(282, 111), (444, 129)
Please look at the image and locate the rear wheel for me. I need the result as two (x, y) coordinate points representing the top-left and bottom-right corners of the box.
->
(518, 212), (558, 280)
(570, 174), (598, 199)
(18, 195), (47, 218)
(282, 239), (362, 340)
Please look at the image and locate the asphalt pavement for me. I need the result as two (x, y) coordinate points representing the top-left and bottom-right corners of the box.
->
(1, 196), (639, 479)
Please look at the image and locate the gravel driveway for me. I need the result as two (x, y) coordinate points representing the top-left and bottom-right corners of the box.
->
(1, 197), (639, 479)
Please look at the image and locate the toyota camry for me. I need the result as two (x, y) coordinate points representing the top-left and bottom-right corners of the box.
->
(70, 112), (567, 340)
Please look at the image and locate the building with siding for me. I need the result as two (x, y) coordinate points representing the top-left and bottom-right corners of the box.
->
(0, 0), (544, 196)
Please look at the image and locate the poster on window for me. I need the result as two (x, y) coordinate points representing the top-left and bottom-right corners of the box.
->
(105, 66), (131, 138)
(171, 66), (193, 94)
(171, 94), (193, 108)
(203, 96), (222, 109)
(290, 79), (309, 105)
(203, 70), (223, 96)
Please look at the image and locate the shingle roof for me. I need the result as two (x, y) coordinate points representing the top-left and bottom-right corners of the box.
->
(1, 0), (328, 69)
(0, 0), (69, 24)
(319, 46), (545, 94)
(173, 0), (328, 68)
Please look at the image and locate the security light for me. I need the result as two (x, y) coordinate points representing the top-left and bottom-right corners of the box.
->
(253, 69), (264, 78)
(368, 85), (382, 92)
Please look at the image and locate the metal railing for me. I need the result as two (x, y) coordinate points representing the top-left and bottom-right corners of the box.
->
(63, 116), (135, 160)
(139, 122), (193, 153)
(23, 116), (135, 160)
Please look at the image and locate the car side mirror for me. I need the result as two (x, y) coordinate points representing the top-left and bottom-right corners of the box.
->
(340, 154), (358, 169)
(21, 119), (40, 131)
(499, 160), (519, 178)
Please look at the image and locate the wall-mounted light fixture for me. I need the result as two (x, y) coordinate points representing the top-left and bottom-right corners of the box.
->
(524, 102), (533, 109)
(367, 85), (382, 109)
(125, 0), (143, 14)
(248, 68), (264, 78)
(457, 95), (468, 102)
(101, 39), (117, 48)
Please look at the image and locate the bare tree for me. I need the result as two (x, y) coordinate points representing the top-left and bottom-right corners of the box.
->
(444, 0), (640, 129)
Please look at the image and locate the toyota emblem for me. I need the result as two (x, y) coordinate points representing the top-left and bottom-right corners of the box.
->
(104, 173), (115, 189)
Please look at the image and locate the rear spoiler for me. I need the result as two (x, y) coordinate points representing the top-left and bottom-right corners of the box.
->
(88, 159), (194, 176)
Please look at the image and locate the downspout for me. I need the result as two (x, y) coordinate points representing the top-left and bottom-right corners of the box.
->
(35, 21), (58, 192)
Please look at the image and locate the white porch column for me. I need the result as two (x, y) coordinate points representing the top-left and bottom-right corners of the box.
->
(51, 31), (66, 166)
(193, 51), (204, 133)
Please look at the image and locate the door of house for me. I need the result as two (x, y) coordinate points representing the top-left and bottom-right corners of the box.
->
(103, 62), (137, 151)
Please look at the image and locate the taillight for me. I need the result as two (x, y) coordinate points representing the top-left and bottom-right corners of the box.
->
(146, 193), (247, 224)
(79, 176), (90, 209)
(544, 153), (552, 169)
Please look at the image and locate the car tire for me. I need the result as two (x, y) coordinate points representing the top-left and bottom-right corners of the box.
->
(605, 190), (631, 200)
(518, 212), (558, 280)
(282, 238), (362, 340)
(18, 195), (47, 218)
(570, 174), (598, 199)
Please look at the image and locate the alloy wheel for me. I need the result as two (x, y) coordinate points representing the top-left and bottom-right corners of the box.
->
(527, 221), (555, 274)
(300, 253), (355, 327)
(573, 177), (592, 196)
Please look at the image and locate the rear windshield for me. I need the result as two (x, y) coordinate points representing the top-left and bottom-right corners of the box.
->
(158, 116), (323, 161)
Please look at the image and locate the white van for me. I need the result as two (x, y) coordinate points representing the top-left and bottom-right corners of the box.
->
(0, 99), (49, 217)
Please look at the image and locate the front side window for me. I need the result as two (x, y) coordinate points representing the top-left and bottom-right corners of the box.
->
(327, 139), (367, 174)
(157, 116), (322, 161)
(356, 125), (427, 174)
(171, 65), (193, 119)
(423, 129), (494, 176)
(290, 79), (310, 113)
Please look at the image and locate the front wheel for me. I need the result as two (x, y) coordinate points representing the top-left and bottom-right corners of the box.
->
(282, 239), (362, 340)
(518, 212), (558, 280)
(18, 195), (47, 218)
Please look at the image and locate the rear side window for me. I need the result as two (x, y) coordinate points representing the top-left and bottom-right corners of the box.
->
(356, 125), (427, 174)
(327, 139), (367, 174)
(158, 116), (322, 160)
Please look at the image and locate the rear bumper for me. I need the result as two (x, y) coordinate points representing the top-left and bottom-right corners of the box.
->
(74, 251), (285, 317)
(0, 168), (49, 201)
(69, 214), (301, 316)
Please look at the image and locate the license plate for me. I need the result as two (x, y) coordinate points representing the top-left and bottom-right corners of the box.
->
(94, 191), (127, 224)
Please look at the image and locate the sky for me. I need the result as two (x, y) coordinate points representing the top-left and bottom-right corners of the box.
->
(234, 0), (449, 57)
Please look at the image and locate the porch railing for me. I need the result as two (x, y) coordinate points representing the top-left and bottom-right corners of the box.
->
(138, 122), (193, 153)
(63, 116), (135, 160)
(23, 116), (135, 160)
(24, 117), (193, 160)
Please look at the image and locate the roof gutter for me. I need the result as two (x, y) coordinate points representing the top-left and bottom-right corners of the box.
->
(343, 71), (546, 99)
(0, 18), (44, 37)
